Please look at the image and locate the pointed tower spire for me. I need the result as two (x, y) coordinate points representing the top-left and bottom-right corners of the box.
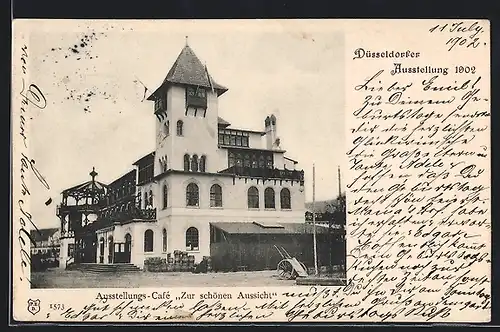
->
(146, 40), (228, 101)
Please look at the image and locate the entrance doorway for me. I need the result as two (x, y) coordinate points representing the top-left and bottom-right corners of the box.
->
(114, 233), (132, 263)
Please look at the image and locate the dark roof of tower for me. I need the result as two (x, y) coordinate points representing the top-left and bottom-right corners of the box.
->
(147, 45), (228, 100)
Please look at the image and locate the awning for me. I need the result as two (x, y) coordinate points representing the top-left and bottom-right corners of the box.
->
(210, 221), (332, 235)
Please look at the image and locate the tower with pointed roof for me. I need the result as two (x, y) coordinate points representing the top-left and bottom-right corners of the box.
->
(147, 42), (228, 176)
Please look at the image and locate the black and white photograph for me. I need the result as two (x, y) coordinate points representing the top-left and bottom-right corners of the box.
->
(25, 22), (347, 289)
(12, 18), (492, 324)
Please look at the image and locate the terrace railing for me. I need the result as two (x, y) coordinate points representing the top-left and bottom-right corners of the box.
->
(219, 165), (304, 182)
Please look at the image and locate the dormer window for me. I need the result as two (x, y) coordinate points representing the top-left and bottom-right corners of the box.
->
(186, 86), (207, 109)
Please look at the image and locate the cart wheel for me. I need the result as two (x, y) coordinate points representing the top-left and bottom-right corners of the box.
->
(277, 260), (294, 280)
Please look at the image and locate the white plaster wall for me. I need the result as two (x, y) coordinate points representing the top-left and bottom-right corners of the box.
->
(58, 237), (74, 268)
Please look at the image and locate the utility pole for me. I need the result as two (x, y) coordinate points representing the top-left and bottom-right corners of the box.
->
(338, 165), (342, 198)
(312, 163), (318, 276)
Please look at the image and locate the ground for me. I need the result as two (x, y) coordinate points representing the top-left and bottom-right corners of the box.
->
(31, 269), (301, 288)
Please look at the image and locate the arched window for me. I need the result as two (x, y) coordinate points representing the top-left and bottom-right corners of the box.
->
(176, 120), (183, 136)
(186, 227), (199, 251)
(280, 188), (291, 209)
(210, 184), (223, 207)
(184, 154), (190, 171)
(144, 229), (153, 252)
(191, 154), (199, 172)
(247, 186), (259, 209)
(163, 184), (168, 209)
(148, 190), (153, 207)
(199, 155), (206, 172)
(186, 183), (199, 207)
(162, 228), (167, 252)
(265, 187), (276, 209)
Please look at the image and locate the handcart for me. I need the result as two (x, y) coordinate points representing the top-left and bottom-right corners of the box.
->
(274, 245), (308, 280)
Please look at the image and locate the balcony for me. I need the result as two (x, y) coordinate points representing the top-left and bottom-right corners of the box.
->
(100, 207), (157, 223)
(56, 203), (104, 217)
(219, 166), (304, 182)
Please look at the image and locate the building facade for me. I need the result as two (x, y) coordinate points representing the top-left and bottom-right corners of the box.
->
(31, 228), (60, 255)
(58, 43), (305, 269)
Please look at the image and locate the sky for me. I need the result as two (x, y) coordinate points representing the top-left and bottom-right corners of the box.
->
(17, 20), (346, 229)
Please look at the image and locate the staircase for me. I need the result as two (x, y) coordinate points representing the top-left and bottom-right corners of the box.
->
(72, 263), (142, 273)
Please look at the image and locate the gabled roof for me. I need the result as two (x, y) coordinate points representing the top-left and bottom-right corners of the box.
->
(148, 45), (228, 100)
(30, 228), (59, 243)
(62, 180), (108, 197)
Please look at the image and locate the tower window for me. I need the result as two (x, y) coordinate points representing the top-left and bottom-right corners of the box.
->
(265, 187), (276, 209)
(144, 229), (154, 252)
(199, 155), (206, 172)
(247, 186), (259, 209)
(163, 184), (168, 209)
(177, 120), (184, 136)
(280, 188), (291, 209)
(186, 87), (207, 109)
(186, 183), (199, 207)
(185, 227), (199, 251)
(155, 96), (166, 113)
(162, 228), (167, 252)
(184, 154), (190, 171)
(210, 184), (223, 207)
(191, 154), (199, 172)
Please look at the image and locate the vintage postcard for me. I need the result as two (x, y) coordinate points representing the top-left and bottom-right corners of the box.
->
(11, 19), (490, 323)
